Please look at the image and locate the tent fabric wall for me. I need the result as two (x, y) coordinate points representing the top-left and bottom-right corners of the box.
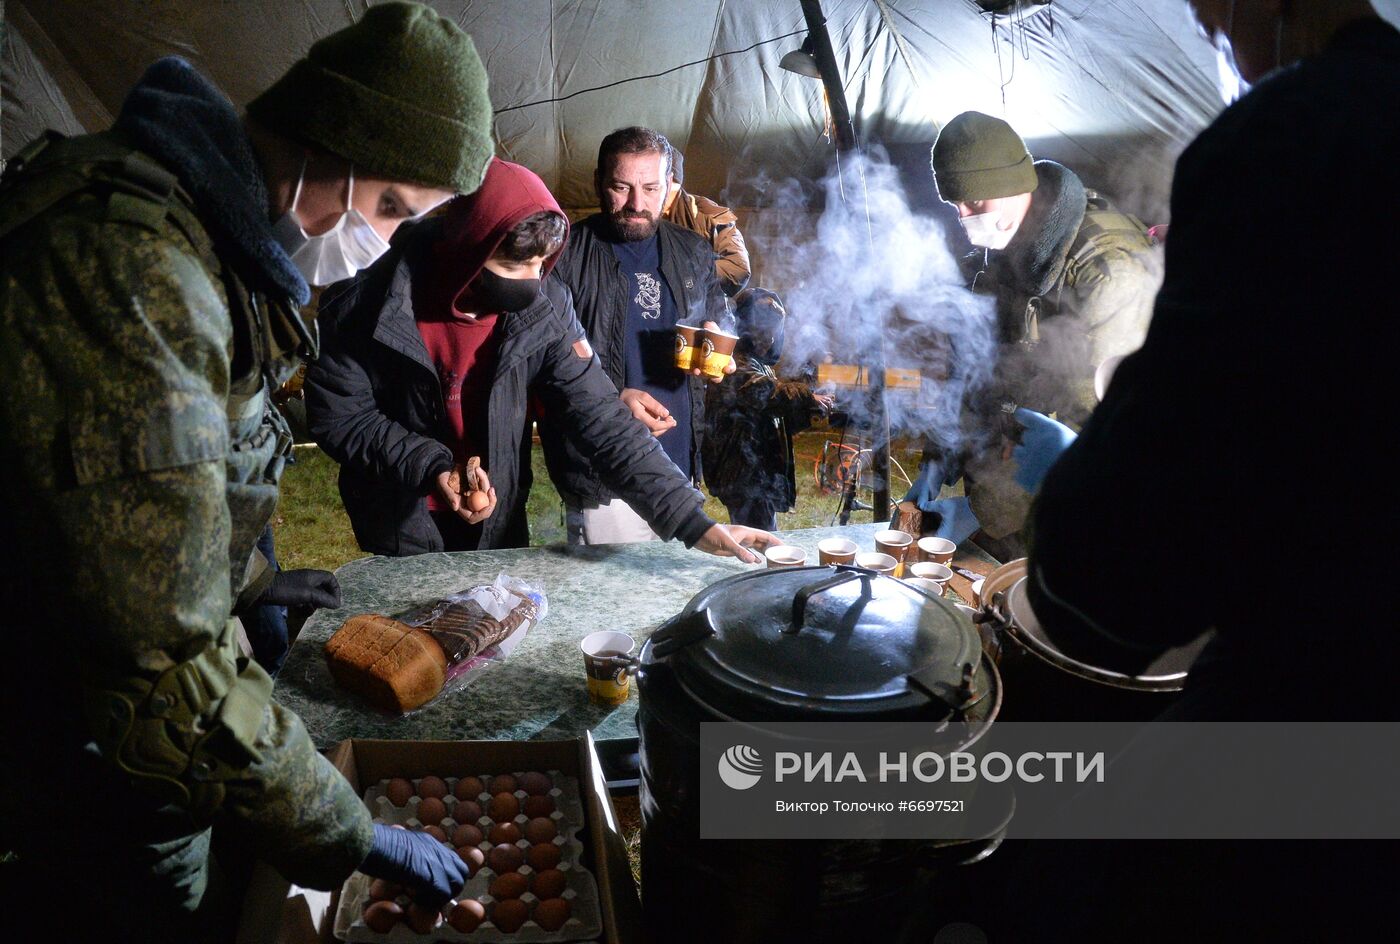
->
(5, 0), (1400, 215)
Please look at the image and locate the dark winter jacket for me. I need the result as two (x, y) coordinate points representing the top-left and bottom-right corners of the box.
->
(703, 354), (821, 511)
(305, 219), (715, 556)
(546, 214), (726, 507)
(1027, 17), (1400, 718)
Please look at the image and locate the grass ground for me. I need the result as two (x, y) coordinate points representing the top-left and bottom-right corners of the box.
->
(270, 424), (928, 571)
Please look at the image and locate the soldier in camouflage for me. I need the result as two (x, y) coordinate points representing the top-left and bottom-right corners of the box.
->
(906, 112), (1164, 558)
(0, 3), (493, 938)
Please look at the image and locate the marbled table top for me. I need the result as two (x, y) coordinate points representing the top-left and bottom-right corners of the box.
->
(275, 523), (990, 749)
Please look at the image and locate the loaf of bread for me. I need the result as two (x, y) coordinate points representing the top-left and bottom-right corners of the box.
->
(422, 597), (536, 663)
(323, 614), (448, 713)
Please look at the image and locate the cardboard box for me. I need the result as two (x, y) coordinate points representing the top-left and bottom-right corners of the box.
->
(238, 734), (641, 944)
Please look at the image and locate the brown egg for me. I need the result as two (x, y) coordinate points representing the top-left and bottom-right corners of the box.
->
(417, 775), (449, 800)
(489, 773), (519, 795)
(519, 771), (553, 796)
(367, 878), (401, 902)
(523, 817), (557, 844)
(488, 822), (522, 845)
(363, 900), (403, 933)
(417, 796), (447, 826)
(452, 800), (483, 824)
(465, 490), (491, 513)
(487, 842), (524, 873)
(422, 825), (448, 844)
(385, 777), (415, 807)
(488, 792), (520, 821)
(451, 823), (484, 847)
(447, 898), (486, 932)
(454, 776), (486, 801)
(405, 902), (443, 934)
(491, 898), (529, 933)
(456, 845), (486, 874)
(523, 795), (556, 818)
(488, 872), (528, 900)
(532, 868), (567, 900)
(526, 842), (562, 872)
(534, 897), (572, 932)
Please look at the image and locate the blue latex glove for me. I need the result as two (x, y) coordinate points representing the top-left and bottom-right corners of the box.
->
(925, 496), (980, 545)
(1012, 408), (1077, 494)
(361, 823), (469, 907)
(903, 458), (948, 513)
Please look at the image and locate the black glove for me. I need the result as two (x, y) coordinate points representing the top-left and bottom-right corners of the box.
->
(360, 824), (468, 907)
(258, 569), (341, 610)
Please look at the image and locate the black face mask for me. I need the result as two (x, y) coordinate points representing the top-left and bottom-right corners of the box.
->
(475, 266), (541, 313)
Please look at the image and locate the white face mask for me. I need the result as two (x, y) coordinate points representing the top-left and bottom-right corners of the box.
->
(960, 210), (1019, 250)
(1213, 27), (1249, 105)
(272, 161), (391, 287)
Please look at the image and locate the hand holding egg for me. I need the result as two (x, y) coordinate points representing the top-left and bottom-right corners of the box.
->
(455, 456), (497, 524)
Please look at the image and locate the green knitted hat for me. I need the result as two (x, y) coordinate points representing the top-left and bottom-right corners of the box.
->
(930, 111), (1038, 203)
(247, 1), (493, 193)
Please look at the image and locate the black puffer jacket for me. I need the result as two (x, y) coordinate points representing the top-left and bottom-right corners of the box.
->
(546, 214), (726, 507)
(305, 221), (714, 556)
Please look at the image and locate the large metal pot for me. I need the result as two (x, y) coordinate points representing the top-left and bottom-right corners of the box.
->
(637, 565), (1006, 943)
(977, 558), (1212, 720)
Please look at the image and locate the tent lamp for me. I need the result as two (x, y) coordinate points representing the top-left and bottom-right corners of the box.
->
(779, 36), (821, 79)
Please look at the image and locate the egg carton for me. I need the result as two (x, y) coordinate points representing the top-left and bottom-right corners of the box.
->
(363, 773), (587, 837)
(334, 772), (601, 942)
(337, 863), (601, 943)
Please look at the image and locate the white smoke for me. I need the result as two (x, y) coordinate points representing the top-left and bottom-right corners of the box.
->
(739, 148), (1000, 460)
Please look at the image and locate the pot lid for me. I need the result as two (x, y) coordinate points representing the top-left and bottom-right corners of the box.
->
(646, 565), (987, 720)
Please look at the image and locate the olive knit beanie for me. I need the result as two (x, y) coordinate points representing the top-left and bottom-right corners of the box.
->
(247, 1), (493, 194)
(930, 111), (1038, 203)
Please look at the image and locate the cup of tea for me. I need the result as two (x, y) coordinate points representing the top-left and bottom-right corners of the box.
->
(674, 323), (701, 371)
(904, 576), (945, 598)
(700, 328), (739, 379)
(580, 630), (639, 706)
(916, 536), (957, 564)
(907, 561), (954, 586)
(765, 545), (807, 568)
(853, 551), (898, 576)
(874, 529), (914, 576)
(817, 537), (858, 566)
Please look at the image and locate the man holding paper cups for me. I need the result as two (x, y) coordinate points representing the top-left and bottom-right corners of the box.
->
(549, 126), (736, 545)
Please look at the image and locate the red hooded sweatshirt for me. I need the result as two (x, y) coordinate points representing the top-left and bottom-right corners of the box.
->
(415, 158), (568, 512)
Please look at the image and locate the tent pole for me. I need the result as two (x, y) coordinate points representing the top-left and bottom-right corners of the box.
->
(798, 0), (892, 522)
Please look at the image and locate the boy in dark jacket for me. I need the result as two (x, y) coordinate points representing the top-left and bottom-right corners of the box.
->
(703, 290), (832, 530)
(306, 158), (774, 561)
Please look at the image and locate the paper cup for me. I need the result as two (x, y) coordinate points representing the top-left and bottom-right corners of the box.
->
(916, 536), (956, 564)
(817, 537), (858, 566)
(904, 576), (945, 598)
(700, 329), (739, 379)
(874, 529), (914, 577)
(908, 561), (954, 585)
(580, 630), (637, 706)
(674, 323), (701, 371)
(853, 551), (898, 576)
(765, 545), (807, 568)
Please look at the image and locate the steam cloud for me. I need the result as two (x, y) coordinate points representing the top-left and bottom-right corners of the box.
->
(740, 149), (1000, 461)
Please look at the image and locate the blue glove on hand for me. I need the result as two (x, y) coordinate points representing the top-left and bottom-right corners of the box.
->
(903, 459), (949, 513)
(925, 496), (980, 545)
(1012, 408), (1077, 494)
(361, 823), (469, 908)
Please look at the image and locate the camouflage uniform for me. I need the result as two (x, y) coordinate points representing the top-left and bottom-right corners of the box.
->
(0, 124), (371, 928)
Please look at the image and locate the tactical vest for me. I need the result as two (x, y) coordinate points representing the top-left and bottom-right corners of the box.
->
(0, 130), (310, 818)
